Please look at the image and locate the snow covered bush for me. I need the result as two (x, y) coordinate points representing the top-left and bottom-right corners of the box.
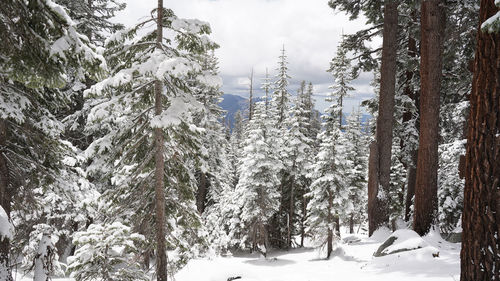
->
(21, 224), (64, 278)
(67, 222), (148, 281)
(438, 139), (466, 233)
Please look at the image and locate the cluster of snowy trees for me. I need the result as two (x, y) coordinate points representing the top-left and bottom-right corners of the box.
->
(0, 0), (225, 279)
(329, 0), (499, 279)
(329, 0), (478, 235)
(218, 46), (369, 258)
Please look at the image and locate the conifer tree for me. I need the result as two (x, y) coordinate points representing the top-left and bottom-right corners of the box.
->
(344, 109), (368, 233)
(84, 5), (218, 277)
(328, 39), (355, 128)
(413, 0), (445, 236)
(460, 0), (500, 279)
(306, 85), (349, 258)
(234, 101), (282, 256)
(273, 45), (291, 125)
(0, 1), (104, 278)
(282, 92), (314, 248)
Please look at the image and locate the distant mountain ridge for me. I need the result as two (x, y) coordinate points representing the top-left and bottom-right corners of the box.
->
(219, 94), (372, 128)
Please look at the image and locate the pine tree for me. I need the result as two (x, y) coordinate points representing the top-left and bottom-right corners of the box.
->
(234, 101), (282, 256)
(0, 1), (104, 278)
(67, 222), (148, 281)
(306, 86), (349, 258)
(84, 6), (218, 277)
(460, 0), (500, 279)
(327, 39), (355, 128)
(269, 46), (291, 249)
(367, 0), (399, 236)
(413, 0), (445, 236)
(282, 92), (314, 248)
(272, 45), (291, 125)
(343, 109), (368, 233)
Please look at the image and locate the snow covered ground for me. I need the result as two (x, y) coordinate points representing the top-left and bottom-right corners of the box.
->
(176, 229), (460, 281)
(14, 228), (460, 281)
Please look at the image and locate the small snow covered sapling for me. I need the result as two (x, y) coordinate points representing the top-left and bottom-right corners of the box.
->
(67, 222), (148, 281)
(21, 224), (64, 280)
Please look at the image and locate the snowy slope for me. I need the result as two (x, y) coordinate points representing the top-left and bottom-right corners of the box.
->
(176, 230), (460, 281)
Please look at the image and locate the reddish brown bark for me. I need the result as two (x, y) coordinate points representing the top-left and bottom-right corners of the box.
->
(460, 1), (500, 280)
(413, 0), (444, 236)
(154, 1), (168, 280)
(367, 0), (399, 236)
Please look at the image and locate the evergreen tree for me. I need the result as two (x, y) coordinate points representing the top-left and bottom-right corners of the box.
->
(306, 89), (349, 259)
(272, 45), (291, 125)
(0, 1), (104, 278)
(413, 0), (445, 236)
(233, 101), (282, 256)
(67, 222), (148, 281)
(83, 6), (218, 276)
(460, 1), (500, 279)
(282, 92), (314, 248)
(343, 109), (368, 233)
(327, 39), (355, 128)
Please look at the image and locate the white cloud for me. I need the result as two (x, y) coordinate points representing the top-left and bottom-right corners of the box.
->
(114, 0), (379, 113)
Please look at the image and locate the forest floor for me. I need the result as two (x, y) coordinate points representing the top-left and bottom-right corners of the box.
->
(176, 228), (460, 281)
(15, 228), (460, 281)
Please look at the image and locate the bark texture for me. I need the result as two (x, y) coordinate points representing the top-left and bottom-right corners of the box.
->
(154, 1), (168, 280)
(0, 119), (13, 281)
(413, 0), (444, 236)
(460, 1), (500, 280)
(367, 0), (399, 236)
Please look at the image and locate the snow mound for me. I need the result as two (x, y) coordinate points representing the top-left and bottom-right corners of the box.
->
(368, 226), (392, 242)
(374, 229), (427, 257)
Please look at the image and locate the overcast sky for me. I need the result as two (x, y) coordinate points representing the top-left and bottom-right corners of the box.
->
(114, 0), (379, 113)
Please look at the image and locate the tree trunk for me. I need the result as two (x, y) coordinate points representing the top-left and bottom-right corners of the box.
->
(0, 119), (13, 281)
(326, 191), (333, 259)
(196, 171), (208, 214)
(367, 0), (399, 236)
(300, 194), (306, 247)
(367, 141), (380, 236)
(349, 213), (354, 234)
(287, 175), (295, 248)
(154, 1), (168, 280)
(334, 214), (340, 236)
(413, 0), (444, 236)
(460, 1), (500, 280)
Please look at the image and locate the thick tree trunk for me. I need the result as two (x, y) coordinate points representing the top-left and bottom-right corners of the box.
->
(460, 1), (500, 280)
(367, 0), (398, 236)
(154, 1), (168, 280)
(0, 119), (13, 281)
(413, 0), (444, 236)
